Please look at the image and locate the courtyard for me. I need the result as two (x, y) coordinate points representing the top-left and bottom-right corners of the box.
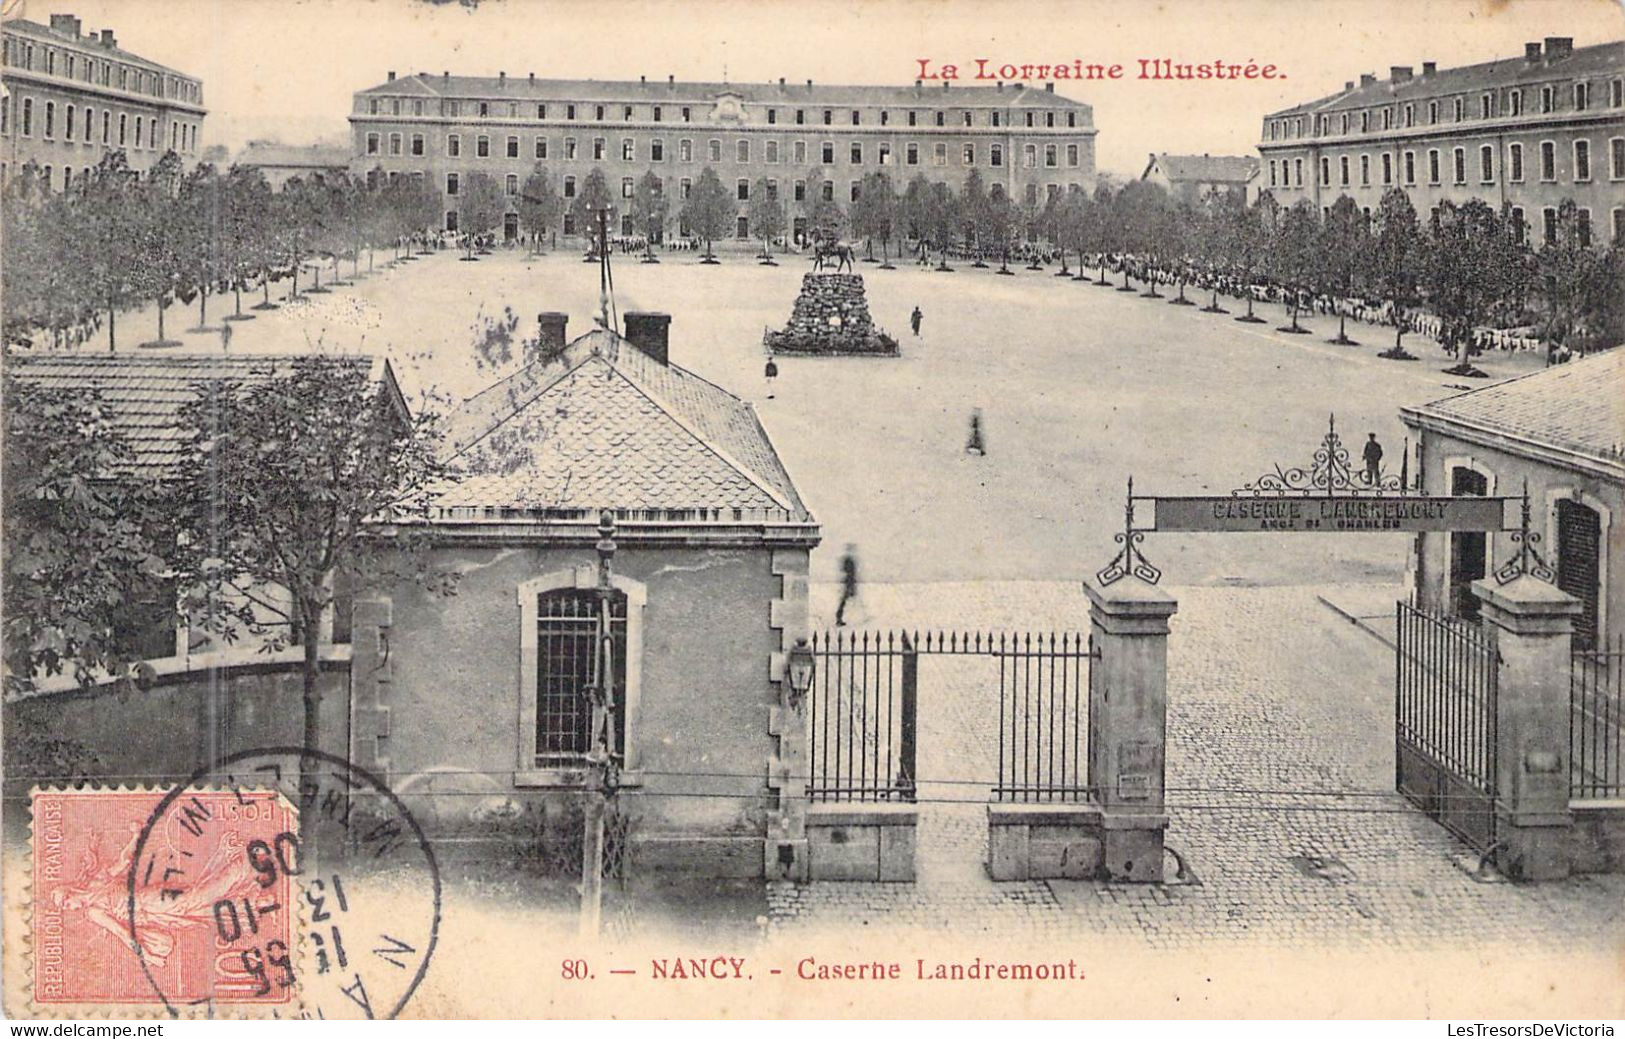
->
(97, 245), (1545, 587)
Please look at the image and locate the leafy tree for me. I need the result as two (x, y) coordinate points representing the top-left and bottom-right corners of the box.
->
(1194, 192), (1238, 311)
(519, 164), (562, 252)
(899, 174), (932, 261)
(2, 374), (172, 695)
(1317, 195), (1371, 343)
(629, 171), (668, 261)
(851, 172), (899, 268)
(567, 167), (614, 255)
(959, 170), (990, 265)
(679, 167), (732, 262)
(1087, 183), (1116, 284)
(275, 175), (324, 298)
(222, 165), (274, 319)
(1270, 199), (1319, 332)
(1371, 188), (1424, 354)
(136, 152), (187, 347)
(175, 164), (226, 329)
(1424, 199), (1523, 375)
(747, 176), (785, 262)
(1536, 199), (1601, 353)
(76, 151), (146, 351)
(171, 360), (456, 784)
(925, 181), (959, 271)
(459, 171), (505, 258)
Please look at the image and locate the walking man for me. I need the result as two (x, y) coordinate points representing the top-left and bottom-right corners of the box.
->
(967, 409), (986, 456)
(1362, 433), (1383, 486)
(764, 355), (779, 400)
(910, 306), (923, 337)
(835, 545), (859, 627)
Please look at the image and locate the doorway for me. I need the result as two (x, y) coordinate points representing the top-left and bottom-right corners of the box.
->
(1448, 467), (1489, 620)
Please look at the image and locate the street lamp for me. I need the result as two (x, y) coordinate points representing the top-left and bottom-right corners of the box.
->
(785, 638), (815, 710)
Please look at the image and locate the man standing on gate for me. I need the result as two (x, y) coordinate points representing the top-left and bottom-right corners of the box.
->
(1363, 433), (1383, 486)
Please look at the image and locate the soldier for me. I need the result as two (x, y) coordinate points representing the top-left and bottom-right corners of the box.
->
(911, 306), (923, 337)
(1363, 433), (1383, 485)
(764, 355), (779, 400)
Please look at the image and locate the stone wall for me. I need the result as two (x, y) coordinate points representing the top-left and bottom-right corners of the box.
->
(765, 274), (898, 356)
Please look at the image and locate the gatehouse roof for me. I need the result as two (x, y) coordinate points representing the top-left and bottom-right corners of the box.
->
(437, 327), (813, 524)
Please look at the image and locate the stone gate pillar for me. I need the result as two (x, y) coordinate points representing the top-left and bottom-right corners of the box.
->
(1470, 575), (1579, 881)
(1085, 578), (1178, 883)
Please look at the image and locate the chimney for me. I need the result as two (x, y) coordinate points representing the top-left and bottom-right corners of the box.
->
(1543, 36), (1573, 59)
(806, 79), (813, 89)
(536, 313), (569, 357)
(443, 71), (450, 84)
(668, 74), (675, 87)
(1421, 61), (1437, 77)
(1525, 41), (1542, 62)
(49, 14), (82, 37)
(1389, 65), (1413, 83)
(779, 77), (786, 88)
(1345, 80), (1354, 91)
(98, 29), (116, 48)
(1360, 72), (1376, 86)
(387, 70), (396, 81)
(640, 74), (646, 84)
(529, 72), (535, 84)
(623, 312), (671, 366)
(498, 71), (506, 87)
(1045, 82), (1054, 92)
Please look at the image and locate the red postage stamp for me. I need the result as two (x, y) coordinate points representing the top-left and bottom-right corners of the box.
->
(31, 788), (298, 1011)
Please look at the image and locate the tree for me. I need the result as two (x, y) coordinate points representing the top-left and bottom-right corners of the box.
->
(1535, 200), (1601, 354)
(3, 374), (172, 696)
(747, 176), (785, 263)
(135, 151), (187, 347)
(1270, 199), (1319, 332)
(459, 171), (505, 259)
(567, 167), (615, 254)
(1194, 192), (1238, 311)
(1317, 195), (1371, 344)
(628, 170), (668, 262)
(518, 164), (562, 253)
(852, 172), (898, 268)
(1575, 239), (1624, 353)
(1087, 183), (1116, 285)
(171, 360), (456, 792)
(222, 165), (274, 319)
(275, 175), (323, 298)
(1371, 188), (1424, 355)
(679, 167), (732, 262)
(75, 151), (146, 351)
(986, 186), (1018, 274)
(899, 175), (932, 261)
(175, 164), (227, 330)
(924, 181), (959, 271)
(960, 169), (991, 266)
(1424, 199), (1524, 375)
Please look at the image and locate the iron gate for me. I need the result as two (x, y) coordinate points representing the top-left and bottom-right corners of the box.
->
(806, 629), (1094, 804)
(1395, 600), (1500, 852)
(1571, 633), (1624, 800)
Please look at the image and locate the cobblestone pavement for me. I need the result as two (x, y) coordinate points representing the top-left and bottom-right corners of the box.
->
(770, 581), (1625, 950)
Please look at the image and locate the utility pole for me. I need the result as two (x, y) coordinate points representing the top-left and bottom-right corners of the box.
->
(580, 510), (619, 937)
(596, 205), (619, 335)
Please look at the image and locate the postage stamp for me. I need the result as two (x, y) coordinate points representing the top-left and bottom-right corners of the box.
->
(30, 788), (297, 1013)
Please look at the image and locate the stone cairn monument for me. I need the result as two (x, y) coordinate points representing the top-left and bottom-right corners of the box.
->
(764, 273), (899, 356)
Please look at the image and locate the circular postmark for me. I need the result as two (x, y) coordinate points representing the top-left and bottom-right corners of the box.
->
(125, 747), (440, 1019)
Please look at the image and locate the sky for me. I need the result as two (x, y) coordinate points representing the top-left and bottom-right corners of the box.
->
(8, 0), (1623, 178)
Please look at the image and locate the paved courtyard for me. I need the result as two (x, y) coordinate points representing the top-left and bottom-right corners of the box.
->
(775, 580), (1625, 953)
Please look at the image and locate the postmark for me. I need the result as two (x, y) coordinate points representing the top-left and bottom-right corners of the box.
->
(30, 787), (297, 1013)
(126, 747), (441, 1020)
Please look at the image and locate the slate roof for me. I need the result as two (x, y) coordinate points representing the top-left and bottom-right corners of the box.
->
(1146, 153), (1259, 184)
(439, 328), (811, 522)
(359, 73), (1089, 111)
(1403, 350), (1625, 466)
(5, 354), (402, 476)
(235, 141), (351, 171)
(1266, 40), (1624, 119)
(3, 18), (192, 80)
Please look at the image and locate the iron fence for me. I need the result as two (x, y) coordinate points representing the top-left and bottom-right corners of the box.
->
(1571, 633), (1624, 800)
(993, 632), (1093, 803)
(806, 630), (916, 802)
(1394, 601), (1500, 851)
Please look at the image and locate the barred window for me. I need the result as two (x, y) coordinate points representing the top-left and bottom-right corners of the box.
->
(533, 589), (628, 764)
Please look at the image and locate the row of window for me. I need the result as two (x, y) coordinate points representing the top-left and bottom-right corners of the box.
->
(368, 131), (1083, 170)
(439, 168), (1085, 207)
(0, 35), (201, 103)
(1265, 76), (1624, 141)
(367, 93), (1081, 130)
(0, 95), (198, 152)
(1302, 193), (1621, 247)
(1267, 137), (1624, 190)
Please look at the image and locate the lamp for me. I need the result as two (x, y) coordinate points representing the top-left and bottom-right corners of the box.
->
(785, 638), (815, 709)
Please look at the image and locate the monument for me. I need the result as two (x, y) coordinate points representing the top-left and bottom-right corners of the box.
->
(764, 272), (899, 356)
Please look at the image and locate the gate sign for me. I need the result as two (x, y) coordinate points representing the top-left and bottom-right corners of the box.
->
(1150, 495), (1507, 533)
